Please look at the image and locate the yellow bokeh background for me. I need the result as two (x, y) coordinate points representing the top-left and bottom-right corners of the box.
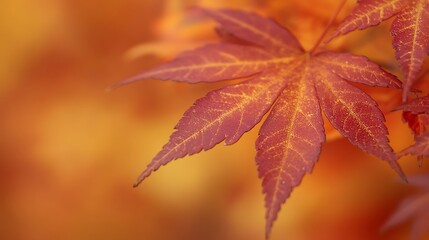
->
(0, 0), (427, 239)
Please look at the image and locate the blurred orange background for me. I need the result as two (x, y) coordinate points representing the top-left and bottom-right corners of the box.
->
(1, 0), (427, 239)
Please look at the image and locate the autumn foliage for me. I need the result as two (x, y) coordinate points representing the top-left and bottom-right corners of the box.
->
(115, 0), (429, 238)
(3, 0), (429, 239)
(328, 0), (429, 102)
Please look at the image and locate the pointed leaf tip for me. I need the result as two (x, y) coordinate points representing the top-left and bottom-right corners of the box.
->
(393, 161), (408, 183)
(110, 74), (145, 90)
(133, 161), (161, 187)
(133, 171), (150, 188)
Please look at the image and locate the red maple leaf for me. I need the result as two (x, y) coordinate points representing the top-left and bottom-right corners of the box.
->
(399, 131), (429, 161)
(382, 175), (429, 240)
(396, 95), (429, 114)
(115, 8), (406, 238)
(398, 96), (429, 139)
(402, 111), (428, 136)
(327, 0), (429, 102)
(396, 95), (429, 163)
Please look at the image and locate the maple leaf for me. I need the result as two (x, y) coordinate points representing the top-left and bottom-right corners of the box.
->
(399, 131), (429, 160)
(402, 111), (429, 136)
(116, 8), (406, 238)
(396, 95), (429, 114)
(327, 0), (429, 102)
(396, 95), (429, 163)
(397, 96), (429, 139)
(382, 175), (429, 240)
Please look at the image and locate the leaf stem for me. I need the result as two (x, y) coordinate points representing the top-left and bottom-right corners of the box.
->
(309, 0), (347, 54)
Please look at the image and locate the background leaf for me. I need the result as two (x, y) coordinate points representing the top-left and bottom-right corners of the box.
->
(329, 0), (429, 101)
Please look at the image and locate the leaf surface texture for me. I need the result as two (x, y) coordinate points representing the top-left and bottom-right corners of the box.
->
(117, 8), (406, 238)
